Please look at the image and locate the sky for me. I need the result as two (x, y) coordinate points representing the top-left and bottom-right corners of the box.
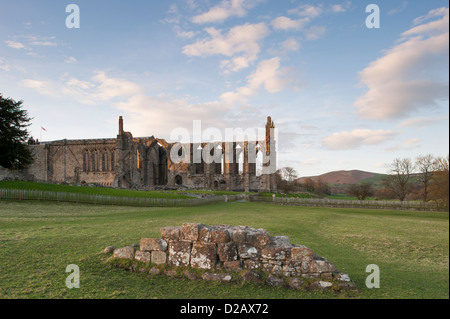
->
(0, 0), (448, 177)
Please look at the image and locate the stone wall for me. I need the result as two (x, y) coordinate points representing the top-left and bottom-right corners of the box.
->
(0, 165), (34, 182)
(109, 224), (357, 292)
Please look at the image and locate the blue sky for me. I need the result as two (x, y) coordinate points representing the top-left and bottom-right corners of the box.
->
(0, 0), (448, 176)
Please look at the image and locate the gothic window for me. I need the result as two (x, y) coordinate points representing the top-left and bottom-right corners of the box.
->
(83, 150), (89, 172)
(110, 151), (115, 171)
(102, 152), (106, 172)
(104, 151), (109, 171)
(137, 149), (140, 169)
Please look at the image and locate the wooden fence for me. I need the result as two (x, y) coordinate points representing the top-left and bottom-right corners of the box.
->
(248, 195), (443, 211)
(0, 188), (240, 208)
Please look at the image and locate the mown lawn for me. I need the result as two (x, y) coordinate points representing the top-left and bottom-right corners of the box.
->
(0, 200), (448, 299)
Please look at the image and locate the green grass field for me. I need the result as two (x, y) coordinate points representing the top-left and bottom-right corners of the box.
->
(0, 200), (448, 299)
(0, 181), (193, 199)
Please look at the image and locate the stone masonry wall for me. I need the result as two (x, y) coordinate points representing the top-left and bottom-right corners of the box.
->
(109, 224), (357, 292)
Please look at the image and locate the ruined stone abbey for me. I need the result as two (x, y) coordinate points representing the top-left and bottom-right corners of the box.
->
(26, 116), (277, 192)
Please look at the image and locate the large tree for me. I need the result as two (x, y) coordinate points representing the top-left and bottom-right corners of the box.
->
(0, 94), (33, 169)
(348, 182), (374, 200)
(382, 158), (414, 201)
(415, 154), (435, 202)
(429, 155), (449, 208)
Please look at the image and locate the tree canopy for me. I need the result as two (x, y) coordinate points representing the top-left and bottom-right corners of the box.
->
(0, 94), (34, 170)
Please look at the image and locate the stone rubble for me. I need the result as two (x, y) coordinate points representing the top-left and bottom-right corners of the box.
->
(109, 223), (358, 292)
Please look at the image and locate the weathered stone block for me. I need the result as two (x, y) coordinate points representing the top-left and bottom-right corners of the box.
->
(271, 265), (283, 275)
(261, 246), (290, 260)
(184, 271), (198, 280)
(202, 272), (233, 283)
(151, 251), (167, 265)
(291, 246), (314, 262)
(270, 236), (291, 246)
(309, 281), (333, 290)
(336, 273), (351, 282)
(168, 241), (191, 266)
(148, 268), (161, 275)
(231, 229), (246, 244)
(198, 225), (211, 243)
(190, 242), (217, 270)
(244, 259), (261, 270)
(237, 244), (259, 259)
(164, 270), (178, 277)
(288, 277), (304, 290)
(113, 246), (135, 259)
(246, 232), (271, 248)
(283, 261), (302, 276)
(160, 226), (180, 241)
(224, 260), (242, 272)
(210, 228), (231, 243)
(217, 242), (238, 262)
(308, 260), (337, 274)
(261, 262), (272, 273)
(265, 274), (285, 287)
(134, 250), (151, 263)
(180, 223), (203, 242)
(321, 272), (333, 280)
(301, 273), (320, 279)
(140, 238), (168, 252)
(241, 271), (263, 284)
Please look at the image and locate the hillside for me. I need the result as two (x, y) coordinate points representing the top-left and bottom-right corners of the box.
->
(297, 170), (382, 185)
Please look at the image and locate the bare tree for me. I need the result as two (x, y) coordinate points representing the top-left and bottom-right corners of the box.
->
(302, 178), (315, 192)
(281, 167), (298, 183)
(415, 154), (435, 202)
(382, 158), (415, 201)
(348, 182), (374, 200)
(430, 155), (449, 208)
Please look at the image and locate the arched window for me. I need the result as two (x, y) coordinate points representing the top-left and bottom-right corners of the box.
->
(104, 151), (109, 171)
(137, 149), (140, 169)
(83, 150), (89, 172)
(110, 151), (115, 171)
(175, 175), (183, 185)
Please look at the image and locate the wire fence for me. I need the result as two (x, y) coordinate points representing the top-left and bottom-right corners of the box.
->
(0, 188), (240, 207)
(1, 188), (445, 211)
(248, 195), (445, 211)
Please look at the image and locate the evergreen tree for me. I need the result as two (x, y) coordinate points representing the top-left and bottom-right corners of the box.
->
(0, 94), (34, 169)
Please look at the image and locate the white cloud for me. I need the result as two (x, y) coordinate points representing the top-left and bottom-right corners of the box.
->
(281, 38), (300, 52)
(22, 79), (60, 97)
(192, 0), (261, 24)
(384, 138), (421, 152)
(176, 30), (197, 39)
(114, 94), (231, 138)
(183, 22), (269, 72)
(65, 56), (77, 63)
(304, 25), (326, 40)
(355, 7), (449, 120)
(21, 72), (144, 105)
(5, 40), (25, 49)
(331, 1), (351, 13)
(288, 4), (323, 18)
(398, 116), (447, 128)
(30, 41), (57, 47)
(271, 16), (309, 31)
(220, 57), (292, 104)
(322, 129), (397, 150)
(90, 71), (143, 102)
